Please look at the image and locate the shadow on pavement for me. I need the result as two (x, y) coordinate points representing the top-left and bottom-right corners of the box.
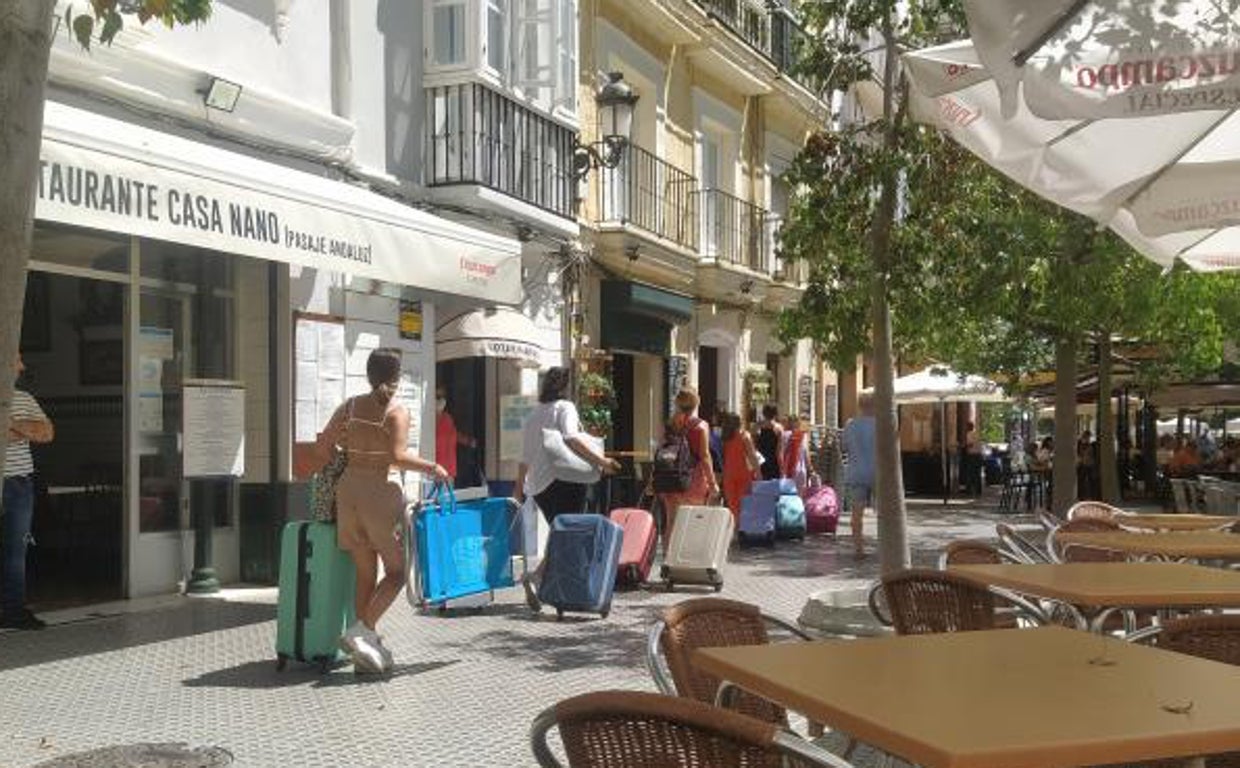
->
(182, 658), (460, 689)
(0, 598), (275, 673)
(448, 621), (650, 674)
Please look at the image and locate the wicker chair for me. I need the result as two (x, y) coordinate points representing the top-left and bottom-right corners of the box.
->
(647, 598), (809, 727)
(1046, 517), (1122, 563)
(937, 540), (1006, 569)
(995, 522), (1053, 564)
(880, 568), (1046, 636)
(1128, 616), (1240, 768)
(530, 690), (858, 768)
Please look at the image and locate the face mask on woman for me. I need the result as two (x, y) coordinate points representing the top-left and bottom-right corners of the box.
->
(436, 398), (447, 412)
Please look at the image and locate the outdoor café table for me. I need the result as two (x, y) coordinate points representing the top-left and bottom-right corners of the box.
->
(952, 562), (1240, 632)
(693, 625), (1240, 768)
(1054, 530), (1240, 562)
(1117, 513), (1237, 532)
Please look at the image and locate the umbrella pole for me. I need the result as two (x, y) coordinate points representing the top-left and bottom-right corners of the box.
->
(942, 400), (949, 506)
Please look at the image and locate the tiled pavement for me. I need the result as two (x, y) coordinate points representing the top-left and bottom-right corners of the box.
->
(0, 497), (1027, 768)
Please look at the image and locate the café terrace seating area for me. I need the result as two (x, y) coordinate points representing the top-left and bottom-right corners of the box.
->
(529, 500), (1240, 768)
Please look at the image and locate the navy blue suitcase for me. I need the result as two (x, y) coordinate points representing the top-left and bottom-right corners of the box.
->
(538, 514), (623, 620)
(738, 493), (777, 546)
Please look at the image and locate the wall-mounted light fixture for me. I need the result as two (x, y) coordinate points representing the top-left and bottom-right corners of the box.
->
(573, 72), (638, 181)
(201, 76), (243, 113)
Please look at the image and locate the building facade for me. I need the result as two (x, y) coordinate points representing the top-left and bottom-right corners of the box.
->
(572, 0), (830, 460)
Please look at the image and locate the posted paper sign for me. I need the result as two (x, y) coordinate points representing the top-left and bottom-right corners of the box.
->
(183, 381), (245, 478)
(500, 395), (536, 462)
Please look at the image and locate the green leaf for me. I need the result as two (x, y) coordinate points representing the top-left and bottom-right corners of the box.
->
(72, 13), (95, 49)
(99, 10), (123, 45)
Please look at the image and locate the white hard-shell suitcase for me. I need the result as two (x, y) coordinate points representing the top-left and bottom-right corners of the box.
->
(661, 505), (733, 592)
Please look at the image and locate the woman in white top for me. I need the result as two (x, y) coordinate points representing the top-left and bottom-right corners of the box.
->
(515, 367), (619, 609)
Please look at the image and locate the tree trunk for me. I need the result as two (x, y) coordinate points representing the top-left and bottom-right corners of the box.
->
(1097, 333), (1119, 503)
(0, 2), (56, 512)
(871, 14), (909, 574)
(1142, 404), (1158, 492)
(1052, 334), (1079, 517)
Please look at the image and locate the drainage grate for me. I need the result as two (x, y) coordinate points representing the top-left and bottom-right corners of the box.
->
(33, 743), (233, 767)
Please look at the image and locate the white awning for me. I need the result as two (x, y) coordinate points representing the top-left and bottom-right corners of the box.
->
(863, 365), (1008, 404)
(34, 101), (521, 304)
(436, 306), (545, 367)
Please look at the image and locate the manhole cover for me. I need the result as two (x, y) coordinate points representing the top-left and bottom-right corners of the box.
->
(32, 743), (233, 767)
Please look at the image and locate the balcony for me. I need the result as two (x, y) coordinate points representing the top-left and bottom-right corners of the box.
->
(696, 0), (816, 91)
(596, 144), (699, 251)
(426, 82), (577, 221)
(696, 188), (770, 274)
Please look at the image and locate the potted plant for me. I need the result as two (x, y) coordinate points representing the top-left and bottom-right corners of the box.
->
(577, 372), (617, 438)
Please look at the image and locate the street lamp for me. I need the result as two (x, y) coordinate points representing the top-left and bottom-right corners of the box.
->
(573, 72), (638, 181)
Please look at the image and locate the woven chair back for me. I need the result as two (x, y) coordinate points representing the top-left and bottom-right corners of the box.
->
(555, 691), (797, 768)
(659, 598), (787, 726)
(882, 569), (997, 636)
(1147, 616), (1240, 768)
(942, 540), (1003, 566)
(1066, 501), (1124, 521)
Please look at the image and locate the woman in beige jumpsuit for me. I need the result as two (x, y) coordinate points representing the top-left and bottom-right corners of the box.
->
(318, 349), (448, 673)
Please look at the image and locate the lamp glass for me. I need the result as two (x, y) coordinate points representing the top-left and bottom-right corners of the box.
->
(204, 78), (242, 112)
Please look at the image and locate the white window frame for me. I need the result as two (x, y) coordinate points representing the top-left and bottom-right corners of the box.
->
(425, 0), (476, 73)
(484, 0), (508, 77)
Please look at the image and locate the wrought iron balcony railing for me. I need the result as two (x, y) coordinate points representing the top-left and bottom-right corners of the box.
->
(596, 143), (699, 250)
(697, 0), (818, 92)
(695, 188), (770, 273)
(427, 82), (577, 220)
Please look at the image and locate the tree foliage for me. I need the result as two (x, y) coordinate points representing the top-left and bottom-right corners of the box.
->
(65, 1), (212, 49)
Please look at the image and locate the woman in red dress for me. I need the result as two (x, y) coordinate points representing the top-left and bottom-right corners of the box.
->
(721, 411), (759, 523)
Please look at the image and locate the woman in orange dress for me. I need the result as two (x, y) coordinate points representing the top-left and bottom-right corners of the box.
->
(657, 386), (718, 547)
(721, 411), (759, 522)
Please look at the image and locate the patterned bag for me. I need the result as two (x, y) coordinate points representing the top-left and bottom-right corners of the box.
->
(310, 449), (348, 522)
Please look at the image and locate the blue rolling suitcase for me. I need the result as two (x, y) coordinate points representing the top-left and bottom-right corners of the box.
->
(738, 493), (777, 546)
(752, 478), (798, 497)
(538, 514), (623, 621)
(775, 494), (807, 540)
(410, 484), (517, 612)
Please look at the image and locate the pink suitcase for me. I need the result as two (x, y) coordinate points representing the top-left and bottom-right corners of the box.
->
(609, 508), (656, 588)
(804, 482), (839, 535)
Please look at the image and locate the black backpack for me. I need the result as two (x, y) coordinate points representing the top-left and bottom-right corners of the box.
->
(652, 418), (700, 493)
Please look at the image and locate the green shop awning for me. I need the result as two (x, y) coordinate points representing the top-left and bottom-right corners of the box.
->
(600, 280), (693, 357)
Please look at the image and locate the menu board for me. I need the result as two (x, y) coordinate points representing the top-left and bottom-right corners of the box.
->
(183, 380), (245, 478)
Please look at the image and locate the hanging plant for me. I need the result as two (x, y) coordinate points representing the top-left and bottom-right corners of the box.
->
(577, 372), (617, 437)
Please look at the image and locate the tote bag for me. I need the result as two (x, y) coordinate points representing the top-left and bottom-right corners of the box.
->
(541, 428), (603, 485)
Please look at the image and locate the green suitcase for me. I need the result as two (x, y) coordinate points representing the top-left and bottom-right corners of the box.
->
(275, 521), (356, 672)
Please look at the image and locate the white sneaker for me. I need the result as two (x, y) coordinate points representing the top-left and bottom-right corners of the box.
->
(349, 634), (386, 675)
(371, 634), (395, 671)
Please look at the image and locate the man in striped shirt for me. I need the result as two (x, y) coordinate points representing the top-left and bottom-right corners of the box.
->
(3, 354), (54, 630)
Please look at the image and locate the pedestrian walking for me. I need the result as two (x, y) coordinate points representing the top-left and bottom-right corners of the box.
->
(516, 367), (619, 610)
(316, 348), (448, 673)
(720, 411), (759, 523)
(842, 394), (876, 558)
(656, 386), (718, 548)
(754, 404), (784, 481)
(2, 354), (53, 631)
(782, 416), (811, 495)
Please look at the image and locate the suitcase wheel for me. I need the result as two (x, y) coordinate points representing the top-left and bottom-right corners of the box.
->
(665, 580), (675, 593)
(556, 608), (565, 622)
(275, 654), (288, 672)
(713, 583), (723, 593)
(765, 532), (776, 547)
(600, 607), (610, 620)
(317, 656), (333, 675)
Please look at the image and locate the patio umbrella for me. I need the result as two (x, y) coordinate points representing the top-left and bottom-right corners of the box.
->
(900, 37), (1240, 272)
(863, 365), (1008, 503)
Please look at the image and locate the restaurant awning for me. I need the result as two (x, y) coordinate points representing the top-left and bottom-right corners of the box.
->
(600, 280), (694, 357)
(436, 306), (545, 367)
(35, 101), (522, 303)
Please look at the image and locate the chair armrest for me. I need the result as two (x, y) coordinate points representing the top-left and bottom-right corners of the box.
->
(989, 585), (1051, 625)
(866, 581), (892, 627)
(644, 620), (678, 696)
(1123, 624), (1165, 645)
(529, 705), (566, 768)
(763, 612), (814, 642)
(774, 731), (861, 767)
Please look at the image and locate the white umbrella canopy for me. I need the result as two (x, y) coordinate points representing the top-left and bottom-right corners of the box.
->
(863, 365), (1008, 404)
(901, 38), (1240, 271)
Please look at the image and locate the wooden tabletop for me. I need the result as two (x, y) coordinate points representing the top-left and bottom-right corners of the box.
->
(952, 562), (1240, 608)
(694, 626), (1240, 768)
(1055, 530), (1240, 559)
(1118, 514), (1236, 532)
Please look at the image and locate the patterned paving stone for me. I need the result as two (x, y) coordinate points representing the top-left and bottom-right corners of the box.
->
(0, 498), (1025, 767)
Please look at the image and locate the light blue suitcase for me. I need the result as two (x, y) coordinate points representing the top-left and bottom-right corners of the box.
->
(738, 494), (777, 545)
(776, 494), (807, 540)
(538, 514), (623, 620)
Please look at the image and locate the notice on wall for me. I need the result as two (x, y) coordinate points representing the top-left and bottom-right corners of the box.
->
(183, 380), (245, 478)
(798, 375), (813, 422)
(500, 395), (537, 462)
(399, 299), (423, 341)
(666, 356), (689, 417)
(138, 327), (174, 433)
(294, 314), (346, 442)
